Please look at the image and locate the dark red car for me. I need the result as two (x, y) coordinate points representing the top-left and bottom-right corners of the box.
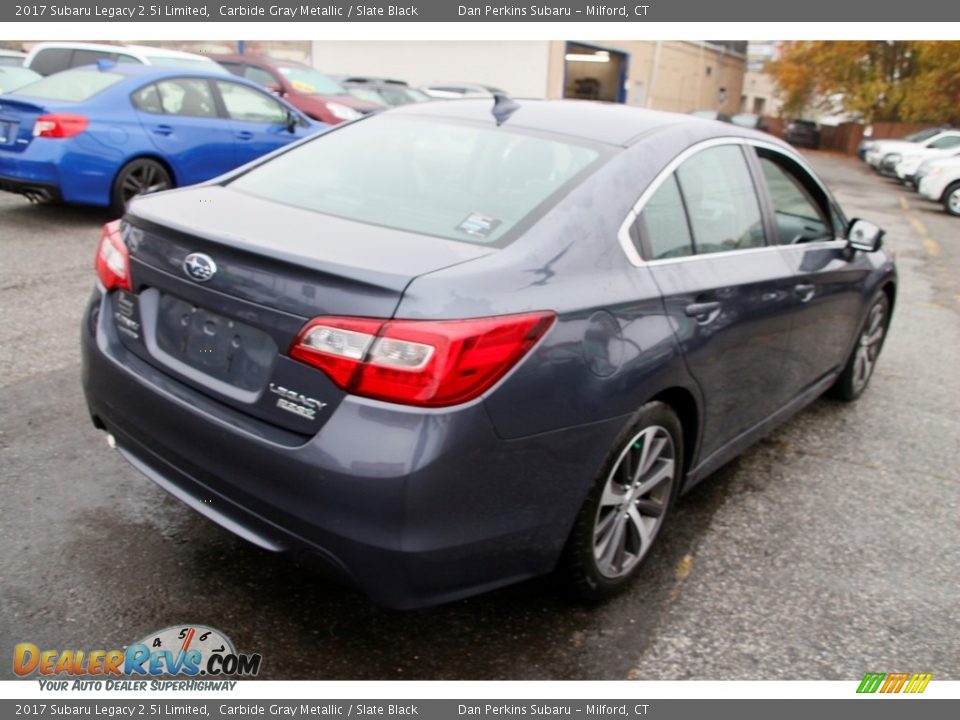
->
(211, 54), (382, 124)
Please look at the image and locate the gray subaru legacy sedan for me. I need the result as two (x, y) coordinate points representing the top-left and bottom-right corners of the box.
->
(81, 98), (896, 608)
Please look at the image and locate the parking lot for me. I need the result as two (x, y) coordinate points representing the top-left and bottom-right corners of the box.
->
(1, 151), (957, 680)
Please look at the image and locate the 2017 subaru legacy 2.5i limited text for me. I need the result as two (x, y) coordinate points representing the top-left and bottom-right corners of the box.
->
(81, 98), (896, 608)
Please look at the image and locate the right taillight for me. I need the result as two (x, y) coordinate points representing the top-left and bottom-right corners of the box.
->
(94, 220), (131, 292)
(290, 312), (556, 407)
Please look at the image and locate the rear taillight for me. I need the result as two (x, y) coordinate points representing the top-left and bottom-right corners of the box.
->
(290, 312), (556, 407)
(94, 220), (131, 292)
(33, 113), (88, 139)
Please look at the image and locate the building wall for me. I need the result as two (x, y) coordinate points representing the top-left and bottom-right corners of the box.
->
(547, 40), (745, 114)
(740, 71), (783, 117)
(308, 41), (552, 98)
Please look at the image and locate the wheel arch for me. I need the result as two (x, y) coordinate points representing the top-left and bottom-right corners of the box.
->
(648, 386), (700, 482)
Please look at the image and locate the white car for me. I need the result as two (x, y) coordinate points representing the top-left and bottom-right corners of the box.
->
(865, 129), (960, 175)
(895, 136), (960, 184)
(24, 42), (227, 77)
(917, 156), (960, 216)
(0, 49), (26, 67)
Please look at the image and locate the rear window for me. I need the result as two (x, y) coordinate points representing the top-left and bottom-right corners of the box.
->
(12, 69), (124, 102)
(227, 115), (603, 245)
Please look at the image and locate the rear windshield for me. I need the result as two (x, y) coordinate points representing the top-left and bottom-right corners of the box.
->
(227, 115), (603, 245)
(12, 69), (123, 102)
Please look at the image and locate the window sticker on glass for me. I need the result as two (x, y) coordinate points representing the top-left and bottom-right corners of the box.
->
(456, 212), (502, 239)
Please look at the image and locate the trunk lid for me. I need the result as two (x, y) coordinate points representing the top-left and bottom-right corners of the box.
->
(115, 185), (496, 435)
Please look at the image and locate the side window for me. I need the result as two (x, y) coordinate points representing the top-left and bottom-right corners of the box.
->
(131, 84), (163, 114)
(637, 175), (694, 260)
(928, 135), (960, 150)
(244, 66), (277, 89)
(29, 48), (72, 76)
(757, 154), (832, 244)
(155, 79), (217, 118)
(676, 145), (765, 255)
(70, 49), (116, 68)
(216, 81), (288, 124)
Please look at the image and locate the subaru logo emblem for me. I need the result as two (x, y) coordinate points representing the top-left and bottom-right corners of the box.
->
(183, 253), (217, 283)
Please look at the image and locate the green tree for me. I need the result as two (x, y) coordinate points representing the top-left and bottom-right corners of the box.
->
(765, 41), (960, 124)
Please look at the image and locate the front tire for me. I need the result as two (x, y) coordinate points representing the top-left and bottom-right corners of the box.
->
(561, 402), (683, 602)
(111, 158), (172, 215)
(944, 182), (960, 217)
(830, 293), (890, 402)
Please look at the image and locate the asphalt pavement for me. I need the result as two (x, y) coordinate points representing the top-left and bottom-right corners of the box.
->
(0, 152), (957, 680)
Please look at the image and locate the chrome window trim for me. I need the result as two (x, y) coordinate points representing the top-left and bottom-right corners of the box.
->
(617, 136), (845, 267)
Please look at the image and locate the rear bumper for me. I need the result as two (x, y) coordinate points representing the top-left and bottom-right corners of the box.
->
(0, 173), (61, 202)
(81, 289), (625, 608)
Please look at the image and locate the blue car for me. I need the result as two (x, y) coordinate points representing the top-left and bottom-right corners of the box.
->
(0, 63), (325, 212)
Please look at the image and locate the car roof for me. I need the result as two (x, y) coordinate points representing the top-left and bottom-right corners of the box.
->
(389, 98), (768, 148)
(0, 49), (25, 57)
(26, 42), (216, 63)
(123, 44), (218, 61)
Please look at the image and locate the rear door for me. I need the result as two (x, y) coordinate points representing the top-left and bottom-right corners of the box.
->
(213, 79), (312, 166)
(632, 142), (798, 459)
(131, 77), (237, 184)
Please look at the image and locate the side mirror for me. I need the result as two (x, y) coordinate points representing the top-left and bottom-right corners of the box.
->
(266, 83), (284, 97)
(847, 218), (885, 252)
(285, 111), (299, 133)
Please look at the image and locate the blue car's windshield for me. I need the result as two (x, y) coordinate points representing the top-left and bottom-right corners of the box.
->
(228, 114), (603, 246)
(11, 70), (124, 102)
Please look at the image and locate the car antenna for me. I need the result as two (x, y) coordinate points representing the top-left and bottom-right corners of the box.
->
(491, 93), (519, 126)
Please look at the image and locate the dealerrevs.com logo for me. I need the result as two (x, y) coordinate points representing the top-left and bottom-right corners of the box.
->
(14, 625), (261, 688)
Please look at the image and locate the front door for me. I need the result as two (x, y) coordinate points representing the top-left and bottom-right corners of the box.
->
(633, 143), (798, 460)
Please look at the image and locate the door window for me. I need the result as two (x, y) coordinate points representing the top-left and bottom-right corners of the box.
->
(155, 79), (217, 118)
(131, 83), (164, 114)
(928, 135), (960, 150)
(637, 175), (694, 259)
(757, 154), (833, 244)
(216, 81), (288, 124)
(675, 145), (766, 254)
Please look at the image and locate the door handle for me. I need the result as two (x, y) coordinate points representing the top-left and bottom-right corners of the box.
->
(151, 125), (173, 136)
(684, 301), (721, 319)
(794, 283), (816, 302)
(236, 131), (254, 141)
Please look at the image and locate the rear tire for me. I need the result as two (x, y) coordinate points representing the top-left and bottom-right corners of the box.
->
(944, 182), (960, 217)
(561, 402), (683, 602)
(829, 293), (890, 402)
(111, 158), (172, 215)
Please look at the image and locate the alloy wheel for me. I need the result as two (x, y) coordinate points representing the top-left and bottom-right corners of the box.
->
(852, 300), (886, 394)
(121, 162), (171, 204)
(593, 425), (676, 579)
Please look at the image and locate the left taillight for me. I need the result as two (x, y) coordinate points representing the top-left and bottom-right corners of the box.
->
(290, 311), (556, 408)
(33, 113), (88, 139)
(94, 220), (131, 292)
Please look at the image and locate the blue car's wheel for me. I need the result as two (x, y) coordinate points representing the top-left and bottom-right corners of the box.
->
(562, 401), (683, 601)
(111, 158), (172, 214)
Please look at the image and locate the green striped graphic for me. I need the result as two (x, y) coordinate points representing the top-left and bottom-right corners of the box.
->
(857, 672), (886, 693)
